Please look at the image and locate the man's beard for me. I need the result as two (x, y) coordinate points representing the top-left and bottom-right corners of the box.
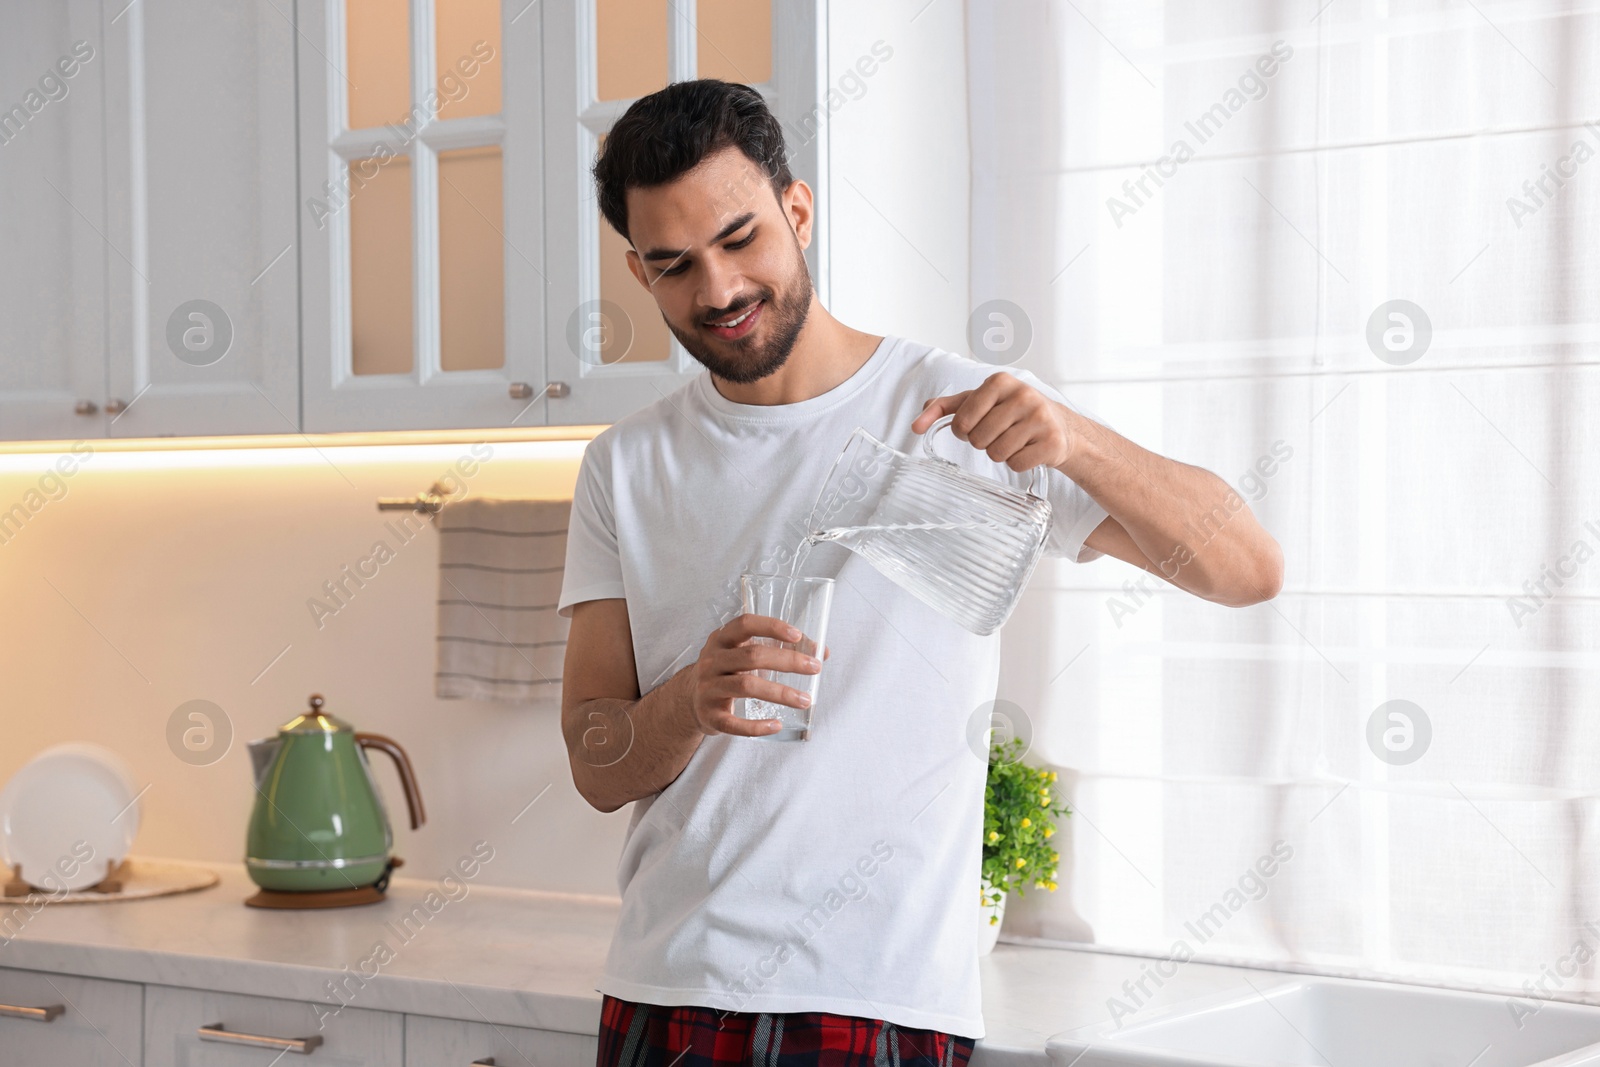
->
(665, 242), (813, 386)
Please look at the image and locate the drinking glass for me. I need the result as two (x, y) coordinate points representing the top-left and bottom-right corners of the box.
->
(734, 573), (834, 741)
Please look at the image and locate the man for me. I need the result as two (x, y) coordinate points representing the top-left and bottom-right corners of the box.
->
(558, 80), (1283, 1067)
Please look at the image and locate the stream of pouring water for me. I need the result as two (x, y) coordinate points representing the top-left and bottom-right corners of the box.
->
(788, 520), (1006, 579)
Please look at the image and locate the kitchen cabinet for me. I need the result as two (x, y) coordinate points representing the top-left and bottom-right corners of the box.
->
(538, 0), (827, 426)
(299, 0), (828, 432)
(0, 0), (108, 441)
(144, 983), (403, 1066)
(0, 966), (143, 1065)
(0, 0), (299, 442)
(405, 1012), (599, 1067)
(0, 0), (834, 441)
(295, 0), (550, 433)
(99, 0), (303, 439)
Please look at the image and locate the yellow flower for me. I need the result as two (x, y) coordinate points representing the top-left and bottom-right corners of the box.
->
(1052, 851), (1060, 862)
(1040, 790), (1051, 802)
(1048, 770), (1058, 782)
(989, 914), (999, 925)
(1015, 857), (1026, 869)
(1044, 826), (1055, 838)
(1020, 817), (1031, 828)
(988, 831), (1000, 843)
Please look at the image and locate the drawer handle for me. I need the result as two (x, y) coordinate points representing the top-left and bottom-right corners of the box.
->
(472, 1059), (496, 1065)
(0, 1002), (64, 1022)
(198, 1022), (324, 1054)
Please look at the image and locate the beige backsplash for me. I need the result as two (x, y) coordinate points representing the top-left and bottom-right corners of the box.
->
(0, 438), (626, 897)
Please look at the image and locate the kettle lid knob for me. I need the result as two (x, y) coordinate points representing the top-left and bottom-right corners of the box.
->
(281, 693), (346, 734)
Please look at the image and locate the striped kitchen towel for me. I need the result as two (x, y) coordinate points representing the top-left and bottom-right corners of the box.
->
(435, 497), (570, 701)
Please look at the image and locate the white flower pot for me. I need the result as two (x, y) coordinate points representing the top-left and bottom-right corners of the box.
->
(978, 878), (1006, 955)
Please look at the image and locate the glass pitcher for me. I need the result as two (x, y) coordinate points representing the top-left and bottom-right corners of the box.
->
(805, 415), (1054, 636)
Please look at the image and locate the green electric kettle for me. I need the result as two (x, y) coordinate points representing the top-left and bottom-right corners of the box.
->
(244, 694), (424, 906)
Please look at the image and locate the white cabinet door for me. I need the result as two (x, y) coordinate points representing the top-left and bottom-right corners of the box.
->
(405, 1012), (598, 1067)
(100, 0), (302, 438)
(538, 0), (704, 427)
(297, 0), (547, 433)
(0, 0), (108, 441)
(539, 0), (827, 427)
(144, 983), (402, 1067)
(0, 966), (143, 1066)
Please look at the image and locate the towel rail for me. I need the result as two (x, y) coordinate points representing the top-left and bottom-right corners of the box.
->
(376, 482), (448, 516)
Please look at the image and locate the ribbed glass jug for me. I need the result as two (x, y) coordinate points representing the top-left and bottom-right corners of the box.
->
(805, 415), (1054, 636)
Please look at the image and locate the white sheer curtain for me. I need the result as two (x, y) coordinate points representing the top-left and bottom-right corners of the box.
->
(974, 0), (1600, 999)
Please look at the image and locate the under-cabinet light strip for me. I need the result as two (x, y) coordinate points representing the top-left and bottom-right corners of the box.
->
(0, 426), (604, 472)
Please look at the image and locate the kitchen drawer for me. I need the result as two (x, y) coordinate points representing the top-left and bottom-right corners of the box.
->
(405, 1012), (599, 1067)
(0, 965), (144, 1065)
(144, 984), (402, 1066)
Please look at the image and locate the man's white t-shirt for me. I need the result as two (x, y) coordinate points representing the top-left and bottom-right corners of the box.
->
(557, 335), (1108, 1039)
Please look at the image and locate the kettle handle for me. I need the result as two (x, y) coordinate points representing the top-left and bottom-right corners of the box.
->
(355, 733), (426, 831)
(922, 414), (1044, 495)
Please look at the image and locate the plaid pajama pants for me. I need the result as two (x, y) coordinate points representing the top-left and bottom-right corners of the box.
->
(596, 994), (978, 1067)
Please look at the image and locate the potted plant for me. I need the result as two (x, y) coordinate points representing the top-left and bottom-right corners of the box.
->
(980, 736), (1068, 954)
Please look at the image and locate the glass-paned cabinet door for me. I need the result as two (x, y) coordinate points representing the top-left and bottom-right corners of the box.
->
(100, 0), (302, 438)
(298, 0), (544, 431)
(542, 0), (824, 426)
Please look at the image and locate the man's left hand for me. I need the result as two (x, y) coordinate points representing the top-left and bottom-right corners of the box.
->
(911, 372), (1079, 473)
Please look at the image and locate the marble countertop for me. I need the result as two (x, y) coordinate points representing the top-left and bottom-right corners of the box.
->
(0, 861), (1293, 1066)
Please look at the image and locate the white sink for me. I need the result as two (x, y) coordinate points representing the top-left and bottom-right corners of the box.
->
(1047, 976), (1600, 1067)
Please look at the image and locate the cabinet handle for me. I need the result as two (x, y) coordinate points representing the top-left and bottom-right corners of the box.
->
(74, 400), (98, 416)
(198, 1022), (324, 1054)
(472, 1059), (496, 1065)
(509, 381), (570, 401)
(105, 398), (129, 415)
(0, 1002), (64, 1022)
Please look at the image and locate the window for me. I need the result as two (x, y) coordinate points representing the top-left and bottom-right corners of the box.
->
(971, 1), (1600, 996)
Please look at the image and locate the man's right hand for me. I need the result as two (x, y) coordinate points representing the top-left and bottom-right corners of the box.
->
(682, 613), (823, 737)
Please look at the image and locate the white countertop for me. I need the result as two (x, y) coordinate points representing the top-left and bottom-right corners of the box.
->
(0, 861), (1293, 1066)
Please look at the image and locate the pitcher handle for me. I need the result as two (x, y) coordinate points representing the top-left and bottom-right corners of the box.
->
(922, 414), (1045, 495)
(355, 733), (426, 830)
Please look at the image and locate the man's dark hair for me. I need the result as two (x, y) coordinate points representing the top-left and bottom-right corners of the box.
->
(593, 79), (793, 245)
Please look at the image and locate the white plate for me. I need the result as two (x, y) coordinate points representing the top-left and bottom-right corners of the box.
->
(0, 743), (141, 891)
